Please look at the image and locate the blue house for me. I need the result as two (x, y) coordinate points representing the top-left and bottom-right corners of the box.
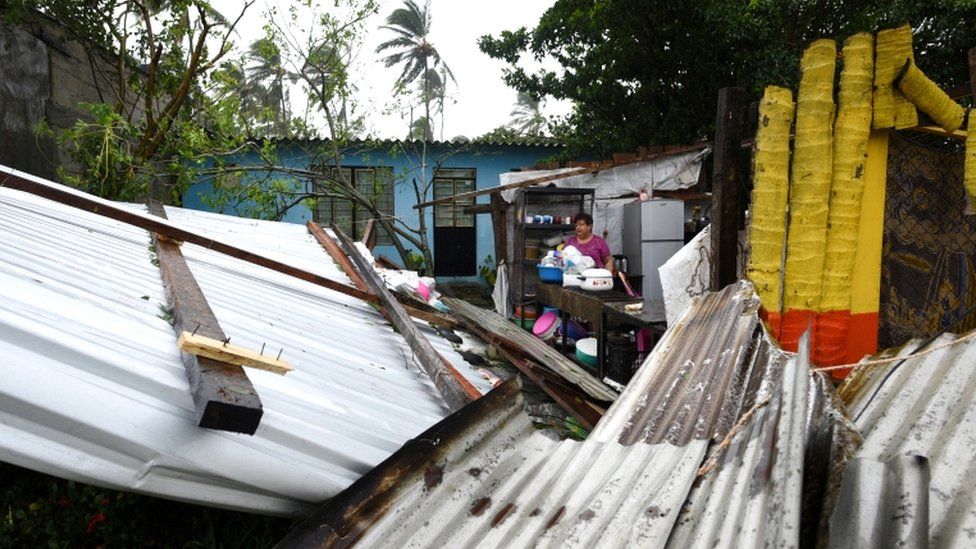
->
(183, 138), (563, 282)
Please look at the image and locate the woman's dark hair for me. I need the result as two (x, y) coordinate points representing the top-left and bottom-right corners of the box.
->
(575, 212), (593, 226)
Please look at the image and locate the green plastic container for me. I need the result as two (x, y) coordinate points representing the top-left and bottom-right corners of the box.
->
(575, 337), (598, 367)
(513, 317), (536, 331)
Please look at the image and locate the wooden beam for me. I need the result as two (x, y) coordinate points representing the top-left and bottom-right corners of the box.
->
(0, 166), (453, 328)
(710, 87), (747, 291)
(442, 296), (618, 401)
(332, 225), (479, 411)
(413, 143), (710, 210)
(360, 218), (378, 250)
(490, 193), (509, 267)
(177, 332), (293, 375)
(307, 221), (369, 292)
(149, 202), (263, 434)
(969, 47), (976, 99)
(462, 203), (493, 215)
(376, 255), (404, 270)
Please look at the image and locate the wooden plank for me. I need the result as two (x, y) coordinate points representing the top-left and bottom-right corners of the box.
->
(360, 218), (378, 250)
(710, 87), (747, 291)
(413, 143), (710, 209)
(969, 47), (976, 99)
(376, 255), (404, 270)
(177, 331), (293, 375)
(149, 202), (263, 434)
(462, 203), (493, 214)
(0, 166), (452, 328)
(442, 296), (619, 401)
(332, 225), (479, 410)
(307, 221), (369, 292)
(490, 193), (508, 267)
(457, 320), (605, 430)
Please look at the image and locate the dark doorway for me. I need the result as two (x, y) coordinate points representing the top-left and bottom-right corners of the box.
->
(433, 168), (477, 276)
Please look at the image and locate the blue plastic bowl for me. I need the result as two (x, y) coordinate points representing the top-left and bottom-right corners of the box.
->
(537, 265), (563, 283)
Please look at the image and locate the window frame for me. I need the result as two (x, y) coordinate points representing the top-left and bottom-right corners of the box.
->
(432, 168), (477, 228)
(309, 165), (395, 245)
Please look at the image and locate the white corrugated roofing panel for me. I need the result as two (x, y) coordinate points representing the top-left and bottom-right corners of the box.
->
(832, 334), (976, 547)
(281, 281), (815, 548)
(0, 185), (488, 516)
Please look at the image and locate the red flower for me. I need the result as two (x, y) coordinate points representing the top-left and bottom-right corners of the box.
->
(56, 496), (70, 508)
(101, 498), (110, 507)
(86, 513), (106, 533)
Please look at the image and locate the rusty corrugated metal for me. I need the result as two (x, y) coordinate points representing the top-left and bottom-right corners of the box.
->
(280, 281), (831, 548)
(831, 333), (976, 548)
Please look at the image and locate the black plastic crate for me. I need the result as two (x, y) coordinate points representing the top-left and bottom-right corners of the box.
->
(605, 334), (646, 385)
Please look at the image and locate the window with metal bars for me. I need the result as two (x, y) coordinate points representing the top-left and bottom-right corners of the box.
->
(433, 168), (476, 227)
(309, 166), (395, 245)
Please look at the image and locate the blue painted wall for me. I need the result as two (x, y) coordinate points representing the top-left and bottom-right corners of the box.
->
(183, 140), (563, 282)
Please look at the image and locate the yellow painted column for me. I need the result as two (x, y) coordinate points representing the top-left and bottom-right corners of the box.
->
(747, 86), (795, 337)
(873, 25), (918, 130)
(781, 39), (836, 351)
(816, 33), (874, 366)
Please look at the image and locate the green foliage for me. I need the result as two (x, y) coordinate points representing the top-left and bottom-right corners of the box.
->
(479, 0), (976, 157)
(0, 461), (293, 547)
(406, 250), (426, 273)
(479, 254), (497, 288)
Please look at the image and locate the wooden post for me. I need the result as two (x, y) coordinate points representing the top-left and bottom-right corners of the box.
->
(710, 87), (747, 290)
(490, 193), (508, 266)
(969, 47), (976, 98)
(332, 225), (479, 411)
(149, 202), (263, 434)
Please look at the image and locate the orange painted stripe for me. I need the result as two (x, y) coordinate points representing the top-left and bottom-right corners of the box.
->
(780, 309), (817, 353)
(813, 310), (851, 366)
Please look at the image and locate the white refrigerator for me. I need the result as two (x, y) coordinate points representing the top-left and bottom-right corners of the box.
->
(622, 199), (684, 301)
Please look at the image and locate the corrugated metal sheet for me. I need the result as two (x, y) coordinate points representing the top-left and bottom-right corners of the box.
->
(0, 185), (492, 516)
(281, 281), (821, 548)
(831, 333), (976, 547)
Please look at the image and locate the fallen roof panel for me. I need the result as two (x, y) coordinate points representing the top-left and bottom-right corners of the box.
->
(281, 281), (818, 548)
(0, 185), (492, 516)
(832, 333), (976, 547)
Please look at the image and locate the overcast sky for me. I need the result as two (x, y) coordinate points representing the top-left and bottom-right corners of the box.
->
(213, 0), (570, 140)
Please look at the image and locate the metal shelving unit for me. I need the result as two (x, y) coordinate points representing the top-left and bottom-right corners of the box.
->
(513, 187), (595, 313)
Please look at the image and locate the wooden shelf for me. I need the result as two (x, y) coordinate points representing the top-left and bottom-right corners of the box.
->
(524, 223), (574, 231)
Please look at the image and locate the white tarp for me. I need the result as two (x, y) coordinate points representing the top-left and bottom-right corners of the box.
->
(658, 225), (748, 325)
(499, 148), (709, 203)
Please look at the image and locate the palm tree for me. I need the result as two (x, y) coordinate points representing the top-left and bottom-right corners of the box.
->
(407, 116), (433, 140)
(376, 0), (455, 141)
(246, 37), (296, 135)
(509, 92), (547, 136)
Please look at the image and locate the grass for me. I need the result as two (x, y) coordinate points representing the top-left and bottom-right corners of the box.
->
(1, 461), (295, 547)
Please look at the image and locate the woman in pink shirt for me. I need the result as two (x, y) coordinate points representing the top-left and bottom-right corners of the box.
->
(564, 213), (614, 271)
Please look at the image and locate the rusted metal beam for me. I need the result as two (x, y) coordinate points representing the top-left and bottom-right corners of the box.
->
(710, 87), (746, 291)
(149, 202), (262, 434)
(307, 221), (369, 292)
(332, 225), (479, 411)
(413, 143), (710, 209)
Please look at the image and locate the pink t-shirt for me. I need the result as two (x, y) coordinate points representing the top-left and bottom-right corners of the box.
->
(565, 235), (611, 268)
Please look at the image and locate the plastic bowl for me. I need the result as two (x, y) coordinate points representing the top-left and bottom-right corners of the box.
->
(575, 337), (598, 367)
(532, 311), (559, 340)
(558, 319), (588, 341)
(537, 265), (563, 283)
